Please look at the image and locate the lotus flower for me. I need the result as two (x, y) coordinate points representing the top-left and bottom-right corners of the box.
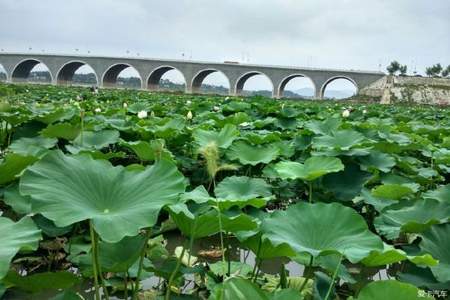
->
(137, 110), (148, 119)
(342, 109), (350, 118)
(94, 108), (101, 113)
(186, 110), (193, 120)
(123, 102), (128, 108)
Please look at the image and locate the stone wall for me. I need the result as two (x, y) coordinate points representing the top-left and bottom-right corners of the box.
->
(360, 76), (450, 105)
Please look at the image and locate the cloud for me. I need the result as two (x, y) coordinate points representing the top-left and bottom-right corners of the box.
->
(0, 0), (449, 86)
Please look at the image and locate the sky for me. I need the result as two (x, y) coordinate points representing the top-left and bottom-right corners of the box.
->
(0, 0), (449, 92)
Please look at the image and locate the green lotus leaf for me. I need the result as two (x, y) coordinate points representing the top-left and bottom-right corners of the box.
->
(312, 130), (366, 150)
(261, 202), (383, 263)
(358, 150), (396, 172)
(3, 270), (80, 294)
(380, 173), (420, 193)
(242, 131), (281, 145)
(210, 276), (269, 300)
(180, 185), (212, 204)
(214, 176), (273, 209)
(120, 139), (173, 162)
(32, 214), (73, 237)
(305, 118), (341, 135)
(371, 184), (414, 200)
(0, 217), (42, 279)
(357, 188), (397, 212)
(40, 123), (81, 140)
(374, 199), (450, 239)
(378, 131), (411, 145)
(35, 107), (75, 124)
(20, 150), (186, 242)
(49, 290), (84, 300)
(226, 141), (280, 166)
(273, 157), (344, 181)
(0, 153), (38, 185)
(419, 223), (450, 282)
(362, 243), (437, 267)
(397, 263), (450, 290)
(423, 184), (450, 202)
(193, 124), (239, 149)
(4, 184), (32, 214)
(9, 136), (57, 157)
(169, 203), (257, 238)
(80, 234), (146, 273)
(322, 163), (371, 202)
(152, 117), (185, 138)
(209, 261), (253, 277)
(274, 140), (295, 158)
(355, 280), (433, 300)
(66, 129), (120, 154)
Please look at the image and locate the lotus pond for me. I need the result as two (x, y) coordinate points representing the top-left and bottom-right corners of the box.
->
(0, 83), (449, 300)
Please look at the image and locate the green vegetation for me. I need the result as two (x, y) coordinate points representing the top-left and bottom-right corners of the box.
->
(0, 83), (449, 299)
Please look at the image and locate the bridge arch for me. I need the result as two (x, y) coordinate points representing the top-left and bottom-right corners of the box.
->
(191, 69), (230, 94)
(320, 76), (358, 99)
(102, 63), (142, 89)
(56, 60), (98, 86)
(278, 74), (316, 99)
(147, 65), (186, 91)
(0, 63), (7, 81)
(235, 71), (274, 97)
(11, 58), (53, 83)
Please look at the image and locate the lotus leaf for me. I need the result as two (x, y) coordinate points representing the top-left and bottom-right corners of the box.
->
(419, 223), (450, 282)
(0, 217), (41, 279)
(273, 157), (344, 181)
(226, 141), (280, 166)
(20, 150), (186, 242)
(261, 202), (383, 263)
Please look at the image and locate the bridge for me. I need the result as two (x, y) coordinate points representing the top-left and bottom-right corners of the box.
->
(0, 53), (385, 99)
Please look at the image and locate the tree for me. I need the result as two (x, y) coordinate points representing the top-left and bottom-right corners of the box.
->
(442, 65), (450, 78)
(387, 61), (401, 75)
(426, 64), (443, 77)
(399, 65), (407, 76)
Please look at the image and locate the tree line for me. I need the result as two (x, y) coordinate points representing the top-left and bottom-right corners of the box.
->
(387, 61), (450, 78)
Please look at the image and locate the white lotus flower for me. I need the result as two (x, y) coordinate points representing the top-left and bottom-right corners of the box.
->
(94, 108), (101, 113)
(239, 122), (250, 127)
(76, 95), (81, 101)
(186, 110), (193, 120)
(213, 106), (220, 111)
(342, 109), (350, 118)
(137, 110), (148, 119)
(362, 109), (367, 114)
(186, 100), (192, 105)
(225, 97), (230, 101)
(123, 102), (128, 108)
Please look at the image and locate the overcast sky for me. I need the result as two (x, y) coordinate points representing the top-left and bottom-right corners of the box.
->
(0, 0), (449, 91)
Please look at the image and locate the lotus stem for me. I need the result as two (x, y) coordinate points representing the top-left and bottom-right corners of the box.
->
(308, 182), (313, 203)
(324, 253), (343, 300)
(89, 221), (101, 300)
(215, 197), (227, 276)
(124, 272), (129, 300)
(298, 254), (314, 294)
(251, 237), (262, 281)
(94, 231), (109, 300)
(80, 109), (84, 146)
(165, 242), (187, 300)
(132, 229), (152, 300)
(188, 220), (197, 267)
